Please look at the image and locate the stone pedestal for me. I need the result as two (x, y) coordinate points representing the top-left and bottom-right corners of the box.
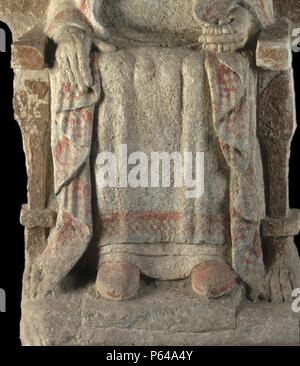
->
(21, 280), (300, 346)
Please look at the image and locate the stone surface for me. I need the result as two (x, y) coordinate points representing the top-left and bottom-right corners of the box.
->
(1, 0), (300, 347)
(20, 281), (300, 346)
(20, 205), (56, 229)
(262, 209), (300, 237)
(258, 68), (296, 218)
(0, 0), (48, 40)
(13, 67), (51, 263)
(256, 19), (292, 71)
(11, 25), (48, 70)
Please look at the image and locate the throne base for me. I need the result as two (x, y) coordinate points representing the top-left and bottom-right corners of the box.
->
(20, 279), (300, 346)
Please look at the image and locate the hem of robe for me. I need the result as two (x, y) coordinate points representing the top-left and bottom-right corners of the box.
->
(99, 243), (226, 280)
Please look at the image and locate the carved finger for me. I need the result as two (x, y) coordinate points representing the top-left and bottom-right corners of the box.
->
(224, 39), (247, 52)
(56, 51), (71, 82)
(227, 7), (248, 30)
(221, 44), (238, 53)
(222, 25), (231, 35)
(202, 42), (240, 54)
(264, 270), (272, 301)
(93, 38), (117, 54)
(198, 34), (243, 45)
(201, 27), (208, 35)
(59, 69), (71, 85)
(218, 25), (225, 35)
(76, 41), (93, 88)
(202, 44), (209, 52)
(66, 44), (84, 86)
(80, 56), (93, 88)
(66, 46), (86, 88)
(56, 50), (76, 86)
(217, 44), (224, 53)
(202, 24), (232, 36)
(270, 269), (282, 303)
(209, 27), (217, 36)
(227, 24), (235, 35)
(280, 268), (292, 303)
(202, 43), (218, 52)
(64, 57), (77, 86)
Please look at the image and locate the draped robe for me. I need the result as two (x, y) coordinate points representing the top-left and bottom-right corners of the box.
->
(44, 0), (275, 295)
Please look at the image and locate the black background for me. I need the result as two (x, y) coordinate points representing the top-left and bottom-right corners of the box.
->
(0, 20), (300, 353)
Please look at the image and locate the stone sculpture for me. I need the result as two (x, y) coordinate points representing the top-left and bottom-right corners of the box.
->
(1, 0), (300, 345)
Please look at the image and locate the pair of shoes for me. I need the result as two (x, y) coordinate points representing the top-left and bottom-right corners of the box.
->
(96, 260), (236, 301)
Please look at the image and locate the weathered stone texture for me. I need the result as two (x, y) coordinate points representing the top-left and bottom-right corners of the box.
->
(262, 210), (300, 237)
(20, 282), (300, 346)
(256, 19), (292, 71)
(0, 0), (48, 40)
(11, 26), (48, 70)
(1, 0), (300, 347)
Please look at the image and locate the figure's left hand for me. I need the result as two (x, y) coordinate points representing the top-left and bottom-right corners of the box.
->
(198, 6), (257, 53)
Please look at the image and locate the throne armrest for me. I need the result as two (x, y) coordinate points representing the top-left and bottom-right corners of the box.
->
(256, 18), (292, 71)
(12, 26), (55, 246)
(11, 24), (48, 70)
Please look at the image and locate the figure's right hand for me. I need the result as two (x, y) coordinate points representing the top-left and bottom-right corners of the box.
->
(54, 27), (93, 89)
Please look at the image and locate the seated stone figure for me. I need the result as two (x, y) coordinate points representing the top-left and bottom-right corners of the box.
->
(29, 0), (299, 303)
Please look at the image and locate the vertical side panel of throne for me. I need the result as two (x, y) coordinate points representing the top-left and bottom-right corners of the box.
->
(11, 28), (56, 299)
(257, 13), (300, 250)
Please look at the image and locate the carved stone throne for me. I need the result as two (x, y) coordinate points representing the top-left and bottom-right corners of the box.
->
(1, 1), (300, 345)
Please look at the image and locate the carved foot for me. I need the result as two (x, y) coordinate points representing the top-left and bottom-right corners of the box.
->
(191, 260), (236, 299)
(96, 262), (140, 301)
(264, 238), (300, 303)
